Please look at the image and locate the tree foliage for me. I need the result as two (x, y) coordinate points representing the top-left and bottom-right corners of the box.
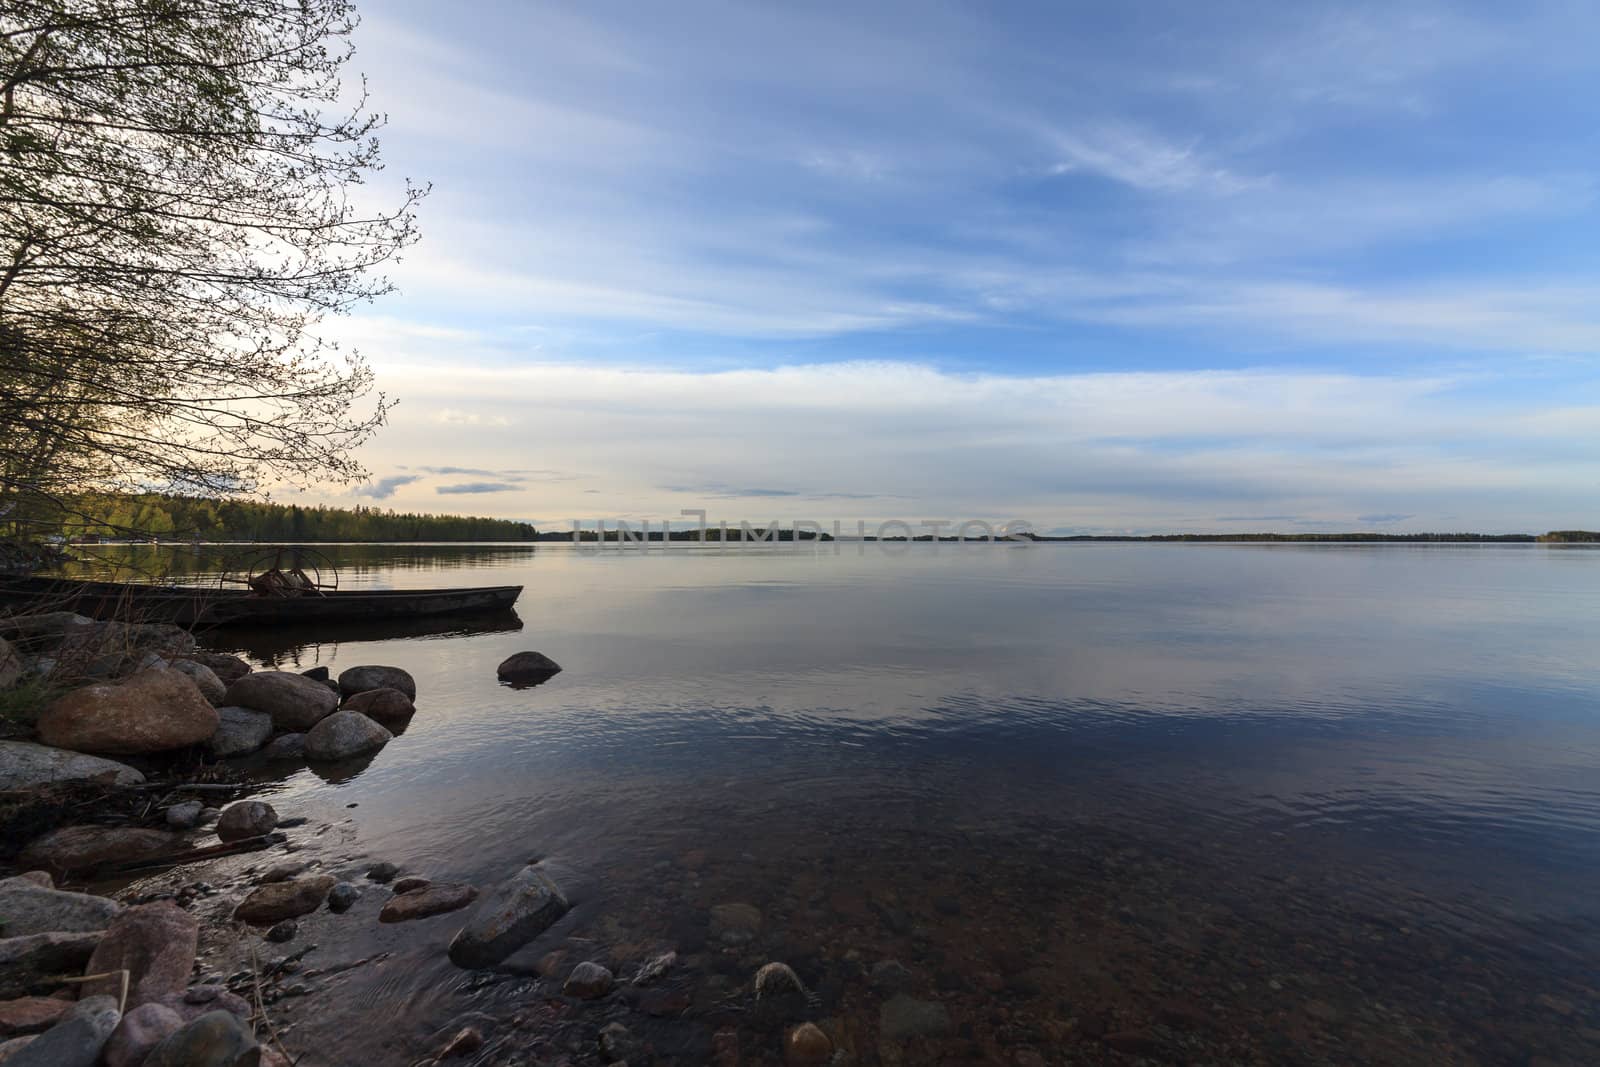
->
(0, 0), (423, 532)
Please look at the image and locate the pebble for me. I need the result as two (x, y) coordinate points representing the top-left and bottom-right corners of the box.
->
(215, 801), (277, 843)
(563, 961), (614, 1000)
(265, 921), (297, 944)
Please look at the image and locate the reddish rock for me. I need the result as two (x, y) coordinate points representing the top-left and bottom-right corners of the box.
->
(785, 1022), (832, 1066)
(233, 876), (336, 924)
(223, 671), (338, 731)
(339, 687), (415, 724)
(82, 901), (200, 1009)
(18, 826), (183, 876)
(378, 883), (478, 922)
(392, 876), (430, 894)
(36, 669), (219, 755)
(0, 997), (68, 1036)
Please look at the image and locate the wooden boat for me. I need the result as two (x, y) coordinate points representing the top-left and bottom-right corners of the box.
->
(0, 574), (522, 627)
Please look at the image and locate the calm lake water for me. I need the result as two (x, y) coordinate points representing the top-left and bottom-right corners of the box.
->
(86, 542), (1600, 1065)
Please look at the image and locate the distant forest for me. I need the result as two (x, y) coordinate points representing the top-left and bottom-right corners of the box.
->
(45, 493), (537, 542)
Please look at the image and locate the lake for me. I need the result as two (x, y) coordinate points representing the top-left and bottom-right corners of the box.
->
(83, 541), (1600, 1064)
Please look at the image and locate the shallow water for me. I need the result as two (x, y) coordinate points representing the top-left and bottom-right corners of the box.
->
(89, 542), (1600, 1064)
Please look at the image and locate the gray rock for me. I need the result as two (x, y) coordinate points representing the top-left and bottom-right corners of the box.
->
(298, 666), (329, 683)
(563, 961), (614, 999)
(496, 651), (562, 682)
(184, 652), (251, 685)
(879, 994), (951, 1041)
(0, 741), (146, 790)
(142, 1010), (258, 1067)
(326, 882), (360, 913)
(222, 672), (337, 732)
(4, 994), (119, 1067)
(337, 665), (415, 700)
(303, 711), (390, 761)
(0, 1036), (35, 1063)
(215, 801), (277, 842)
(166, 659), (226, 705)
(0, 878), (121, 936)
(447, 865), (570, 969)
(258, 733), (304, 761)
(165, 800), (205, 829)
(208, 707), (273, 758)
(0, 932), (103, 998)
(104, 1003), (184, 1067)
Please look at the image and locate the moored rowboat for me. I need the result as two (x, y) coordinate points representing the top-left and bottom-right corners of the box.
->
(0, 574), (522, 627)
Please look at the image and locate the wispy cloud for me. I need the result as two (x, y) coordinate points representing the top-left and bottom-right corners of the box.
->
(353, 475), (422, 500)
(436, 482), (521, 495)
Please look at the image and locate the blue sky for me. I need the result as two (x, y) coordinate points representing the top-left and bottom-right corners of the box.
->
(319, 1), (1600, 532)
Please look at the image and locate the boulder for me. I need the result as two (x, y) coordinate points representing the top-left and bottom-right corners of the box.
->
(184, 653), (252, 685)
(0, 933), (102, 998)
(378, 883), (478, 923)
(0, 742), (145, 789)
(0, 877), (121, 936)
(222, 672), (337, 732)
(447, 865), (569, 969)
(36, 669), (219, 755)
(142, 1010), (257, 1067)
(496, 651), (562, 682)
(19, 826), (184, 877)
(104, 1003), (183, 1067)
(338, 688), (414, 724)
(337, 665), (415, 700)
(0, 639), (20, 689)
(233, 876), (335, 925)
(303, 711), (391, 762)
(3, 994), (119, 1067)
(166, 660), (226, 705)
(82, 902), (199, 1009)
(0, 998), (68, 1037)
(259, 733), (305, 761)
(207, 708), (273, 758)
(215, 801), (277, 842)
(562, 961), (613, 1000)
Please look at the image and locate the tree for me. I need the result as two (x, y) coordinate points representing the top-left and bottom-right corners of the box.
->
(0, 0), (424, 536)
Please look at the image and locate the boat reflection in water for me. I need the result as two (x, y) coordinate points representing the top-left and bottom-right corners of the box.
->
(203, 610), (525, 669)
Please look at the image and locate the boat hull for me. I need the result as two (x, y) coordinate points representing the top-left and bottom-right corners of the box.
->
(0, 575), (522, 627)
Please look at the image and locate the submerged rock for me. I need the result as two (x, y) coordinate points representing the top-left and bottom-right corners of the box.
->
(0, 742), (145, 789)
(447, 865), (569, 969)
(392, 875), (430, 894)
(754, 962), (805, 999)
(326, 882), (361, 913)
(710, 902), (762, 944)
(496, 651), (562, 683)
(215, 801), (277, 842)
(222, 672), (337, 732)
(365, 862), (399, 883)
(338, 688), (414, 724)
(264, 921), (297, 943)
(879, 994), (951, 1041)
(19, 826), (183, 876)
(36, 669), (218, 755)
(378, 883), (477, 923)
(303, 711), (391, 761)
(233, 876), (336, 924)
(208, 707), (273, 758)
(82, 902), (199, 1009)
(337, 665), (415, 700)
(4, 995), (119, 1067)
(0, 876), (121, 936)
